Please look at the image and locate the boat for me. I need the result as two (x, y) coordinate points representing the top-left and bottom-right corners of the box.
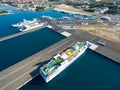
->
(41, 15), (53, 20)
(19, 22), (44, 32)
(39, 42), (88, 83)
(12, 18), (38, 28)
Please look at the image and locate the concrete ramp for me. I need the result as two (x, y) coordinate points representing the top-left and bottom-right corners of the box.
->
(61, 31), (72, 37)
(86, 41), (98, 50)
(47, 25), (53, 28)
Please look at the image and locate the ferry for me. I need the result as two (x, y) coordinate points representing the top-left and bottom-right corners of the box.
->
(39, 42), (88, 83)
(19, 22), (44, 32)
(12, 18), (38, 28)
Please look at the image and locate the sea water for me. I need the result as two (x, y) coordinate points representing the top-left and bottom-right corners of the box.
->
(0, 28), (65, 71)
(20, 49), (120, 90)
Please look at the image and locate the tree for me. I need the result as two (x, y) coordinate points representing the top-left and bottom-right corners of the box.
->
(35, 6), (44, 11)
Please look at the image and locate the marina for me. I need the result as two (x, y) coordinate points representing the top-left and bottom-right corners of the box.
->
(0, 5), (120, 90)
(0, 28), (120, 90)
(0, 8), (74, 38)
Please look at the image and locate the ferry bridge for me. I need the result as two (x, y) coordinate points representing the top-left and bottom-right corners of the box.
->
(0, 23), (120, 90)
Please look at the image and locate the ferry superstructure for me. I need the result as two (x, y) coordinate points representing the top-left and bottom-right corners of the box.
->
(39, 42), (88, 83)
(19, 22), (44, 32)
(12, 18), (37, 28)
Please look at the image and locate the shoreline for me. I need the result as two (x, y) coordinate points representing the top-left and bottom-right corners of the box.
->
(53, 4), (93, 16)
(0, 25), (120, 89)
(0, 12), (12, 16)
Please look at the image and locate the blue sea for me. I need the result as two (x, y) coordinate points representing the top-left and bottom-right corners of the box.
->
(20, 49), (120, 90)
(0, 27), (66, 71)
(0, 5), (74, 38)
(0, 5), (120, 90)
(0, 5), (93, 38)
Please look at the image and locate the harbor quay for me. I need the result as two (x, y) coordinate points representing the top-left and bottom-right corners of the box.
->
(0, 25), (120, 89)
(0, 26), (46, 42)
(0, 36), (77, 90)
(67, 29), (120, 63)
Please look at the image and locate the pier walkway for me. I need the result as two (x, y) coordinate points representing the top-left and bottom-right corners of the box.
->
(67, 29), (120, 63)
(0, 25), (120, 90)
(0, 26), (45, 42)
(0, 36), (77, 90)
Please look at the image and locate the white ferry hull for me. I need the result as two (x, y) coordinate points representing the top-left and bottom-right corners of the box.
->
(39, 45), (87, 83)
(20, 23), (44, 32)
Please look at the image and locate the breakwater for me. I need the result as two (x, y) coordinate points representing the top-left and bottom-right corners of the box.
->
(0, 26), (45, 42)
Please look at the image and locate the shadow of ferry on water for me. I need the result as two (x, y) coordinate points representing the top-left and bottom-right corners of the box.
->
(29, 50), (88, 86)
(29, 60), (50, 85)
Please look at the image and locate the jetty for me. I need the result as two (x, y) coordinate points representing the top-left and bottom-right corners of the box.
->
(0, 25), (120, 90)
(67, 29), (120, 63)
(0, 26), (45, 42)
(0, 36), (77, 90)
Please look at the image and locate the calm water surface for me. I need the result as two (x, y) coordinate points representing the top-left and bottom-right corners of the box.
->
(20, 49), (120, 90)
(0, 5), (120, 90)
(0, 6), (74, 38)
(0, 28), (65, 71)
(0, 5), (93, 38)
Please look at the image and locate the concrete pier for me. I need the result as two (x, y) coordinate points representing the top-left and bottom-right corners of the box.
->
(0, 25), (120, 90)
(67, 29), (120, 63)
(0, 26), (45, 42)
(0, 36), (77, 90)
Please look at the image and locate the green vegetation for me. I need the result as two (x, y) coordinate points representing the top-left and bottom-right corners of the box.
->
(65, 1), (82, 7)
(89, 2), (105, 8)
(35, 6), (44, 11)
(55, 57), (63, 63)
(105, 9), (118, 14)
(47, 60), (56, 68)
(78, 43), (85, 48)
(84, 8), (95, 12)
(105, 6), (118, 14)
(89, 29), (96, 33)
(88, 2), (119, 14)
(47, 57), (63, 68)
(0, 10), (9, 14)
